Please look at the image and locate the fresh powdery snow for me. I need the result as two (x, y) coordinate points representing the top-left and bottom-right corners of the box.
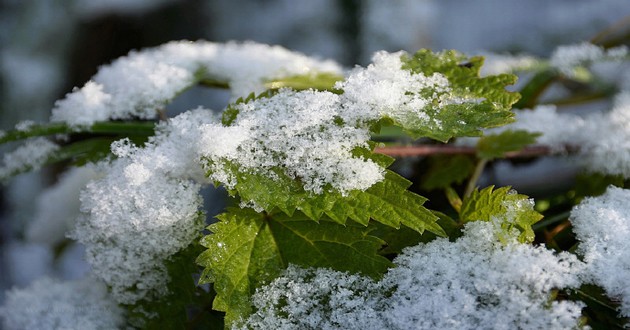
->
(50, 40), (342, 127)
(485, 91), (630, 178)
(241, 221), (586, 330)
(0, 137), (59, 179)
(550, 42), (628, 77)
(0, 277), (125, 330)
(26, 166), (99, 246)
(571, 186), (630, 319)
(71, 110), (217, 304)
(199, 89), (384, 195)
(337, 50), (450, 128)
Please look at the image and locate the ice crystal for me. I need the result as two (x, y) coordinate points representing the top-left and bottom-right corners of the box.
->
(486, 94), (630, 178)
(70, 109), (216, 304)
(51, 41), (341, 128)
(0, 277), (125, 330)
(550, 42), (628, 76)
(200, 89), (384, 194)
(26, 166), (99, 246)
(0, 137), (59, 179)
(242, 221), (586, 330)
(571, 186), (630, 318)
(337, 50), (450, 128)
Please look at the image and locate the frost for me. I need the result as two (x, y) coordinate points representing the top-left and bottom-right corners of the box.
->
(0, 277), (125, 330)
(51, 41), (341, 128)
(337, 51), (450, 128)
(200, 89), (384, 194)
(0, 137), (59, 179)
(242, 221), (586, 329)
(26, 166), (99, 246)
(570, 186), (630, 318)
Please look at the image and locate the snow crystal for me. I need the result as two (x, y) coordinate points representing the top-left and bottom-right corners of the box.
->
(486, 95), (630, 178)
(51, 81), (112, 126)
(570, 186), (630, 318)
(70, 109), (216, 304)
(72, 164), (204, 304)
(0, 137), (59, 179)
(550, 42), (628, 76)
(383, 221), (585, 330)
(26, 166), (99, 246)
(242, 221), (586, 329)
(51, 41), (341, 128)
(479, 53), (539, 76)
(0, 277), (125, 330)
(240, 265), (385, 330)
(14, 120), (35, 131)
(3, 241), (54, 287)
(199, 89), (384, 195)
(337, 51), (450, 128)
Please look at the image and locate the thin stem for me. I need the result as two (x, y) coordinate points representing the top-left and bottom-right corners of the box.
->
(464, 158), (487, 199)
(532, 210), (571, 231)
(374, 145), (551, 158)
(590, 15), (630, 47)
(1, 121), (156, 144)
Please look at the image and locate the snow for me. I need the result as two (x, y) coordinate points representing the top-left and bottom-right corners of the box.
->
(570, 186), (630, 318)
(200, 89), (384, 195)
(26, 166), (100, 246)
(550, 42), (628, 77)
(69, 111), (220, 304)
(337, 51), (450, 128)
(485, 92), (630, 178)
(50, 41), (342, 128)
(242, 221), (586, 329)
(0, 277), (125, 330)
(0, 137), (59, 180)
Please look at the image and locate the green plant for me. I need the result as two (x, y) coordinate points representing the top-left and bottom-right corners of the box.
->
(1, 40), (629, 329)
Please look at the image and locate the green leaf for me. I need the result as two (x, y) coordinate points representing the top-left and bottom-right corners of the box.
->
(0, 121), (156, 145)
(196, 208), (391, 325)
(217, 159), (444, 236)
(209, 142), (444, 236)
(221, 90), (276, 126)
(460, 186), (543, 243)
(399, 49), (520, 142)
(127, 239), (223, 330)
(371, 211), (461, 255)
(421, 154), (475, 190)
(476, 130), (541, 160)
(264, 72), (344, 92)
(338, 170), (445, 236)
(574, 172), (625, 199)
(513, 69), (557, 109)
